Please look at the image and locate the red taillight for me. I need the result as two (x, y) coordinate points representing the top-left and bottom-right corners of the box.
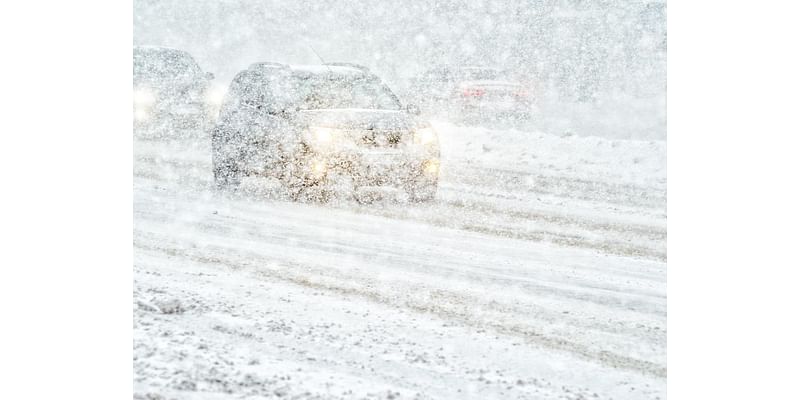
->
(462, 88), (486, 97)
(514, 89), (529, 98)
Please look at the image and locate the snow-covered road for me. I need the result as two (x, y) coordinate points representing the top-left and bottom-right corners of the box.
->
(133, 122), (667, 399)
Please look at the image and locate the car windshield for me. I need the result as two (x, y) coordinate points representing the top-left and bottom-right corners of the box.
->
(295, 77), (402, 110)
(133, 48), (201, 81)
(231, 70), (297, 111)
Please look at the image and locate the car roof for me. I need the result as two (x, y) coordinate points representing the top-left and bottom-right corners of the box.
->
(241, 63), (381, 84)
(133, 45), (189, 55)
(289, 64), (370, 78)
(246, 61), (373, 76)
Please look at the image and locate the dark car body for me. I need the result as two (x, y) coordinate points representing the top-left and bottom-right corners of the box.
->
(408, 66), (534, 124)
(211, 63), (440, 202)
(133, 46), (215, 132)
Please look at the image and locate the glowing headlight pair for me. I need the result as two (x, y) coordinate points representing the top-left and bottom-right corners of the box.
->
(133, 88), (156, 107)
(413, 127), (438, 146)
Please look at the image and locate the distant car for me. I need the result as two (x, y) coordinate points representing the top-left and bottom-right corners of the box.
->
(133, 46), (219, 132)
(211, 62), (440, 202)
(408, 66), (534, 124)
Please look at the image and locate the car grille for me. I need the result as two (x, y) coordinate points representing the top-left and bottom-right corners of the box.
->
(353, 130), (406, 148)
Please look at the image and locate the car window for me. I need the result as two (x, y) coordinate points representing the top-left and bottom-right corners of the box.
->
(228, 70), (296, 110)
(133, 49), (201, 81)
(296, 77), (402, 110)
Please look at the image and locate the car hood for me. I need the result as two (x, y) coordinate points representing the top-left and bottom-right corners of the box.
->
(297, 109), (420, 131)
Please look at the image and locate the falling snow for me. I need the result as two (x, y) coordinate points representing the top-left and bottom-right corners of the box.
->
(133, 1), (667, 398)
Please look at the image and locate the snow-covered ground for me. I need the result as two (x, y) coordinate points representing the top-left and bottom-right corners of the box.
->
(133, 122), (666, 399)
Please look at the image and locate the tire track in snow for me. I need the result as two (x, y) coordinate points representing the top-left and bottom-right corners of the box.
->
(134, 233), (666, 379)
(134, 150), (666, 261)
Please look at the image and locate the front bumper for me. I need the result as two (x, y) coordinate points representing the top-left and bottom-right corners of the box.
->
(304, 149), (439, 187)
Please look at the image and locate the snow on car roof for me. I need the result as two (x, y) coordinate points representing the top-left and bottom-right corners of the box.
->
(290, 64), (369, 77)
(133, 45), (188, 54)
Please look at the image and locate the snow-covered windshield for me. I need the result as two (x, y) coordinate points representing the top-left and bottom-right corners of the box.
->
(228, 70), (296, 111)
(295, 78), (402, 110)
(133, 48), (201, 82)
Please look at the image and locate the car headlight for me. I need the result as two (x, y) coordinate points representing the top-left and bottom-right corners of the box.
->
(205, 85), (227, 106)
(310, 158), (328, 176)
(309, 126), (343, 144)
(413, 127), (438, 146)
(133, 88), (156, 107)
(133, 108), (150, 121)
(423, 159), (440, 175)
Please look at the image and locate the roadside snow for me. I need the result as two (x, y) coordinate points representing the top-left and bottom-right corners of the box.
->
(433, 121), (666, 189)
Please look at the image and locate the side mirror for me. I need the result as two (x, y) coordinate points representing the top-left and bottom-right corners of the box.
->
(406, 103), (421, 116)
(205, 72), (215, 81)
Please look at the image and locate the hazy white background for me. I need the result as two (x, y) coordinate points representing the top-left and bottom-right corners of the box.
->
(134, 0), (666, 140)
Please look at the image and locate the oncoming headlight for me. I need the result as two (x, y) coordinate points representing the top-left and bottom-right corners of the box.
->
(133, 88), (156, 107)
(423, 159), (440, 175)
(413, 127), (438, 146)
(205, 85), (227, 106)
(311, 127), (333, 143)
(309, 126), (345, 145)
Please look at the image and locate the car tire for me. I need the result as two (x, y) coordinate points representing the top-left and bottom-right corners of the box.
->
(212, 158), (241, 189)
(211, 128), (241, 189)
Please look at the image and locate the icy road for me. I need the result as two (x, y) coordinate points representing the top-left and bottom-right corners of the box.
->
(133, 122), (666, 400)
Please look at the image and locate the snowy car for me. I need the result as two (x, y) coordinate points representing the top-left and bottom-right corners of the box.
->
(211, 63), (440, 202)
(408, 66), (534, 124)
(133, 46), (219, 132)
